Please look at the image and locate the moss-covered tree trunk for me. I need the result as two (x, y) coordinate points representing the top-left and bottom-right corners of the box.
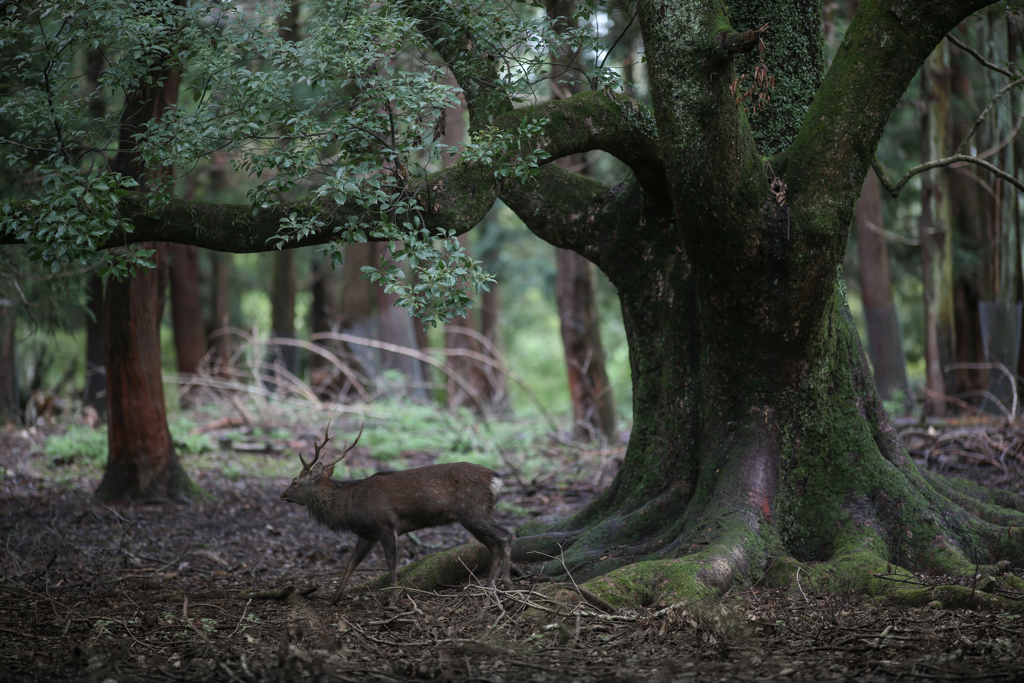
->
(376, 0), (1024, 606)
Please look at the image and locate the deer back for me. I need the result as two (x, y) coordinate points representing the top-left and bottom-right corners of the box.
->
(303, 462), (501, 538)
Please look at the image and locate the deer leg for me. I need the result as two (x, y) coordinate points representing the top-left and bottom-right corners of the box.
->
(465, 522), (513, 589)
(330, 536), (375, 606)
(379, 528), (400, 605)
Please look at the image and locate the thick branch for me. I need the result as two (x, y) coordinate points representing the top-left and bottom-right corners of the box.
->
(0, 161), (498, 251)
(498, 91), (668, 198)
(785, 0), (993, 237)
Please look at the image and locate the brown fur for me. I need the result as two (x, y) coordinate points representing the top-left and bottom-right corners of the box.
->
(282, 461), (512, 605)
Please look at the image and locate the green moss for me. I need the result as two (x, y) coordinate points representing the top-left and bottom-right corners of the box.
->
(583, 557), (713, 609)
(730, 0), (824, 156)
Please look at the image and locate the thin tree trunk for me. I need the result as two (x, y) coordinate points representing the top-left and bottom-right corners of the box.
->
(310, 253), (334, 363)
(920, 44), (956, 416)
(374, 242), (428, 400)
(855, 169), (912, 410)
(440, 81), (487, 409)
(982, 16), (1022, 416)
(168, 243), (205, 405)
(271, 249), (298, 376)
(556, 248), (617, 440)
(83, 274), (106, 418)
(546, 0), (617, 441)
(0, 301), (17, 424)
(949, 33), (990, 399)
(208, 251), (232, 377)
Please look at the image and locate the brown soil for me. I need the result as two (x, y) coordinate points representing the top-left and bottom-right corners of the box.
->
(1, 419), (1022, 682)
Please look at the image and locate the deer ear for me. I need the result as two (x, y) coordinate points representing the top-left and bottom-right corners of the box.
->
(310, 462), (324, 479)
(323, 463), (336, 479)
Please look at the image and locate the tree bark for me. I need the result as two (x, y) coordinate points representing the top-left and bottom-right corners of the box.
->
(271, 249), (298, 376)
(208, 251), (232, 377)
(920, 44), (957, 416)
(856, 169), (912, 410)
(83, 274), (106, 418)
(440, 82), (487, 410)
(374, 243), (428, 401)
(556, 248), (617, 440)
(0, 301), (17, 424)
(168, 243), (205, 406)
(95, 243), (198, 502)
(94, 15), (199, 502)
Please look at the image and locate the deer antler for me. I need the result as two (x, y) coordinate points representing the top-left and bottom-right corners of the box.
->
(300, 419), (333, 470)
(322, 422), (364, 470)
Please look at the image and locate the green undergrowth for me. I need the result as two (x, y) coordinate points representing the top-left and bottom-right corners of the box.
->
(45, 416), (214, 467)
(34, 394), (603, 492)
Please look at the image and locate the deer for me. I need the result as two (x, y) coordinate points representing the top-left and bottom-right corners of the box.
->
(280, 422), (513, 605)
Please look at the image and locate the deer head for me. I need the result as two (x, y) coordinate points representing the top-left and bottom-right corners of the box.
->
(280, 421), (363, 505)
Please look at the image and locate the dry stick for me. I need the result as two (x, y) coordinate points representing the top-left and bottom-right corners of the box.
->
(182, 595), (214, 647)
(316, 330), (557, 429)
(266, 336), (369, 400)
(795, 566), (810, 605)
(230, 598), (253, 636)
(313, 331), (489, 418)
(943, 362), (1019, 418)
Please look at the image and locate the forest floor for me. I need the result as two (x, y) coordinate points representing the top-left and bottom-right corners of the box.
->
(1, 407), (1023, 682)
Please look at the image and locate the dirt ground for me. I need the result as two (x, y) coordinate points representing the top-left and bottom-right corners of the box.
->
(1, 419), (1023, 682)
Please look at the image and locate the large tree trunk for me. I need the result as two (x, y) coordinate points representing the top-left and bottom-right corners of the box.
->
(94, 17), (199, 502)
(94, 244), (198, 502)
(383, 0), (1024, 607)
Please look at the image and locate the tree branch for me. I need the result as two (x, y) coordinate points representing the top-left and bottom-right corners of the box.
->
(718, 24), (768, 57)
(954, 76), (1024, 155)
(0, 160), (499, 251)
(873, 153), (1024, 199)
(785, 0), (993, 236)
(946, 32), (1016, 79)
(496, 91), (667, 198)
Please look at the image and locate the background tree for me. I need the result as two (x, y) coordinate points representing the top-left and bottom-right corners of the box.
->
(546, 0), (617, 442)
(856, 169), (913, 410)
